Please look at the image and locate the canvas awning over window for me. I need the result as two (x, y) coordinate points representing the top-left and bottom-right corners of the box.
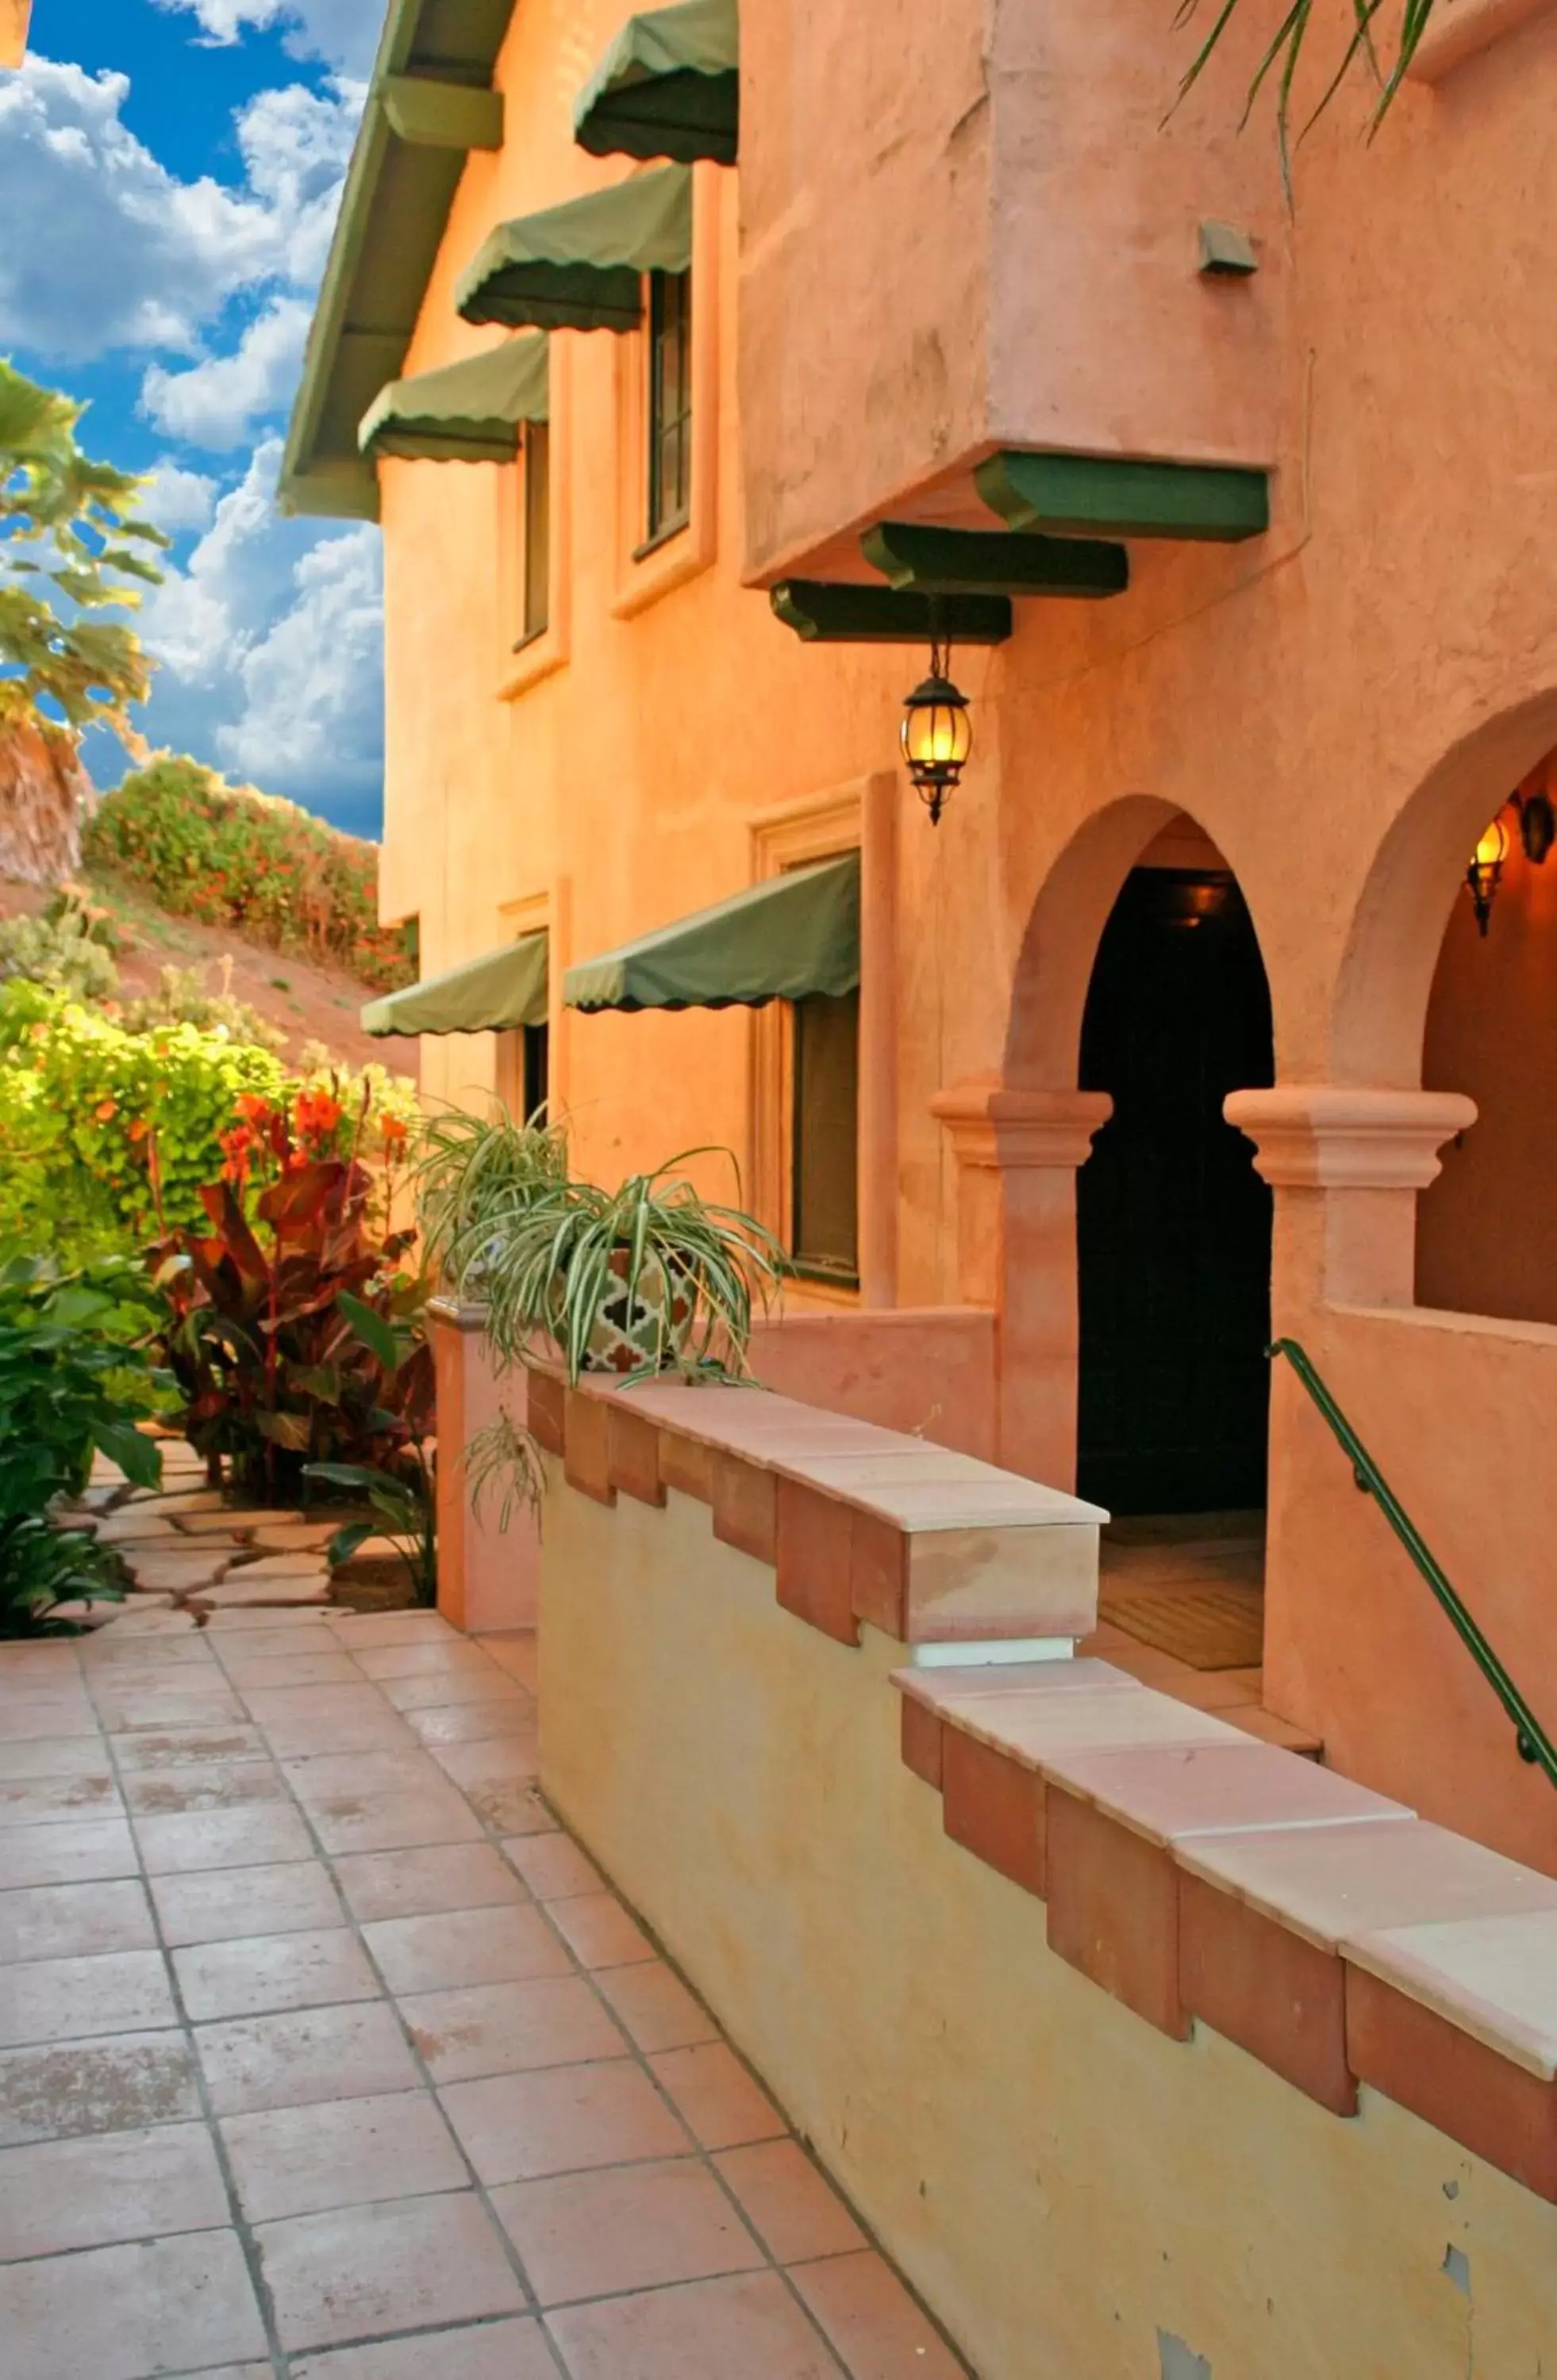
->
(565, 855), (859, 1014)
(574, 0), (739, 167)
(456, 165), (691, 333)
(358, 336), (548, 464)
(361, 933), (549, 1038)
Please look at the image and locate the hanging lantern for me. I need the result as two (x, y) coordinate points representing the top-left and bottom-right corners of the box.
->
(899, 639), (972, 826)
(1466, 813), (1509, 937)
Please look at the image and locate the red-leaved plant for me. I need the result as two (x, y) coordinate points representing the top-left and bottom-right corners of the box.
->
(151, 1081), (432, 1505)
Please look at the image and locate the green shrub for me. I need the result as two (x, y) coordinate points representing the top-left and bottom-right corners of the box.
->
(84, 755), (417, 992)
(0, 908), (120, 1003)
(121, 958), (285, 1053)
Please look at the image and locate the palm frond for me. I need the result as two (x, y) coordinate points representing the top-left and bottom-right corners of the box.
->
(1172, 0), (1437, 179)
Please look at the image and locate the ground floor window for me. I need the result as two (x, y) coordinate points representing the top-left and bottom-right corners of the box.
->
(498, 1021), (549, 1121)
(790, 988), (859, 1285)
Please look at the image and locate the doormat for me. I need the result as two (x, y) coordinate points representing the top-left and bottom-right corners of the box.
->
(1098, 1584), (1264, 1671)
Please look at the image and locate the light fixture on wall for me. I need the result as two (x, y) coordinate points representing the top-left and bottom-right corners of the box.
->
(1515, 785), (1555, 865)
(1466, 812), (1509, 937)
(899, 631), (972, 826)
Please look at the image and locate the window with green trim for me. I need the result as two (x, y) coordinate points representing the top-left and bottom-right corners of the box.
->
(645, 268), (692, 545)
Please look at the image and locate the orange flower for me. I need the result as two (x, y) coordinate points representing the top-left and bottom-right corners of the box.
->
(94, 1098), (117, 1123)
(234, 1092), (274, 1125)
(380, 1115), (408, 1149)
(294, 1087), (344, 1145)
(127, 1118), (149, 1143)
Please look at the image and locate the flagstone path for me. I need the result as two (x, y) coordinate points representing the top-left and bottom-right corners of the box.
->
(0, 1603), (969, 2378)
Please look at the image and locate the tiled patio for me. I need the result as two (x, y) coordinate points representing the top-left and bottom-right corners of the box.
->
(0, 1607), (967, 2379)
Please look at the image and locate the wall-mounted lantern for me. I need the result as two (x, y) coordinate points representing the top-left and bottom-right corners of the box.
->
(1466, 813), (1510, 937)
(899, 639), (972, 825)
(1515, 786), (1555, 866)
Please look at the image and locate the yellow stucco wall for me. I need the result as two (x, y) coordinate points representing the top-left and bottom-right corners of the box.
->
(540, 1476), (1557, 2380)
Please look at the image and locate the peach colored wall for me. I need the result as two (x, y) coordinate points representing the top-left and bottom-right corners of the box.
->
(748, 1307), (997, 1458)
(376, 0), (1557, 1846)
(429, 1307), (539, 1634)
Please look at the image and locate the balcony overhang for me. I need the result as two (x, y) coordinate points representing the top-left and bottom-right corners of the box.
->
(861, 521), (1128, 601)
(975, 450), (1270, 543)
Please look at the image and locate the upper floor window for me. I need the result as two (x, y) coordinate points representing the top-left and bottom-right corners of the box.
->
(645, 268), (692, 547)
(517, 420), (550, 647)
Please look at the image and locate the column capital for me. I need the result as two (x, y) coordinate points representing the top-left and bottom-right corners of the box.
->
(1224, 1086), (1477, 1190)
(932, 1079), (1113, 1172)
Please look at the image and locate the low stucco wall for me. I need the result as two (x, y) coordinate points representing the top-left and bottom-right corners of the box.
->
(540, 1477), (1557, 2380)
(748, 1305), (998, 1459)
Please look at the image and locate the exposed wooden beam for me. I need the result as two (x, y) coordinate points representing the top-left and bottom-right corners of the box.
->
(862, 521), (1128, 600)
(380, 73), (504, 152)
(976, 449), (1269, 543)
(771, 582), (1013, 646)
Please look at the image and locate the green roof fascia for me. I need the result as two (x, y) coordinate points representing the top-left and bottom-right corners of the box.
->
(361, 931), (549, 1035)
(975, 449), (1270, 543)
(565, 855), (859, 1014)
(279, 0), (516, 522)
(771, 582), (1013, 646)
(573, 0), (740, 166)
(456, 163), (692, 333)
(861, 521), (1128, 600)
(359, 333), (548, 462)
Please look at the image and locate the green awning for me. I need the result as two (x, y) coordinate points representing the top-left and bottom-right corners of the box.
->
(566, 856), (859, 1014)
(574, 0), (739, 167)
(358, 336), (548, 464)
(361, 933), (548, 1038)
(456, 166), (691, 333)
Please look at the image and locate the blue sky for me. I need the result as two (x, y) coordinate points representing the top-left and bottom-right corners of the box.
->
(2, 2), (387, 835)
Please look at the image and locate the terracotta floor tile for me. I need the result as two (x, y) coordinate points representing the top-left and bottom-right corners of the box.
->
(474, 1632), (538, 1684)
(94, 1690), (249, 1734)
(401, 1975), (627, 2083)
(440, 2058), (690, 2185)
(432, 1737), (542, 1791)
(202, 1610), (336, 1637)
(324, 1612), (456, 1649)
(0, 1699), (97, 1742)
(547, 2269), (841, 2380)
(0, 2118), (229, 2259)
(214, 1649), (363, 1690)
(0, 1949), (176, 2048)
(714, 2140), (866, 2265)
(121, 1759), (288, 1815)
(0, 2030), (198, 2147)
(153, 1858), (342, 1947)
(364, 1902), (572, 1994)
(381, 1671), (529, 1713)
(283, 1749), (450, 1805)
(0, 1771), (120, 1821)
(0, 1738), (114, 1784)
(309, 1783), (486, 1856)
(288, 2316), (559, 2378)
(333, 1842), (527, 1925)
(0, 2228), (266, 2380)
(407, 1699), (538, 1748)
(175, 1925), (380, 2021)
(493, 2155), (764, 2305)
(648, 2043), (786, 2151)
(246, 1687), (417, 1756)
(196, 1999), (421, 2114)
(546, 1891), (655, 1970)
(505, 1835), (603, 1902)
(222, 2087), (467, 2221)
(352, 1642), (504, 1683)
(133, 1802), (315, 1875)
(0, 1877), (156, 1963)
(466, 1779), (555, 1835)
(790, 2251), (969, 2378)
(0, 1818), (137, 1888)
(258, 2189), (524, 2351)
(110, 1725), (271, 1770)
(592, 1960), (721, 2055)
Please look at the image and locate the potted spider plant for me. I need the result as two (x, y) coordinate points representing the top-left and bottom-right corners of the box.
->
(409, 1100), (571, 1294)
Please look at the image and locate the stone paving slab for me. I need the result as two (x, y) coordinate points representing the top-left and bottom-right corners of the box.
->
(0, 1616), (971, 2379)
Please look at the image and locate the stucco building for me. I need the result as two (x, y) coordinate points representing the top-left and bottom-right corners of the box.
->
(285, 0), (1557, 1880)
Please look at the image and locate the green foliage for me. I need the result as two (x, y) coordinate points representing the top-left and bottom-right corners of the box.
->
(1174, 0), (1440, 176)
(153, 1085), (434, 1505)
(0, 907), (120, 1003)
(0, 983), (287, 1262)
(0, 1252), (169, 1633)
(305, 1456), (437, 1607)
(85, 756), (417, 992)
(410, 1100), (571, 1287)
(454, 1150), (788, 1386)
(121, 959), (285, 1054)
(0, 359), (167, 747)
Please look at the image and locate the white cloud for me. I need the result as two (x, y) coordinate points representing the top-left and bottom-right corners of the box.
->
(0, 57), (359, 365)
(142, 294), (313, 449)
(151, 0), (382, 76)
(138, 459), (221, 536)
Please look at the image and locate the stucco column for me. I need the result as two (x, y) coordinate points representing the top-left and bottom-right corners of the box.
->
(429, 1299), (541, 1633)
(1224, 1086), (1477, 1311)
(932, 1080), (1113, 1488)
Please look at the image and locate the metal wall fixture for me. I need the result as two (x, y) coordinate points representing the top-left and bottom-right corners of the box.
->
(899, 636), (972, 825)
(1466, 812), (1509, 937)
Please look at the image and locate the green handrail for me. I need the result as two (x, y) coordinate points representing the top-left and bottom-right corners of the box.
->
(1270, 1338), (1557, 1791)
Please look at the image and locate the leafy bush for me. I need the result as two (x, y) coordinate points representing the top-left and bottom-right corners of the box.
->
(0, 907), (119, 1003)
(153, 1084), (432, 1505)
(0, 1253), (169, 1633)
(85, 756), (417, 992)
(121, 958), (285, 1054)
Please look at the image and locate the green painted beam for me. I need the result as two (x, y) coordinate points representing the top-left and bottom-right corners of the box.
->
(975, 450), (1269, 543)
(381, 72), (504, 149)
(861, 520), (1128, 600)
(771, 582), (1013, 647)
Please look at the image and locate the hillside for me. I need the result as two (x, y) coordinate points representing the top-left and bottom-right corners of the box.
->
(0, 864), (418, 1074)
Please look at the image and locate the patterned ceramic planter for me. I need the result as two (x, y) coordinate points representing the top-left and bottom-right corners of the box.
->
(582, 1248), (695, 1376)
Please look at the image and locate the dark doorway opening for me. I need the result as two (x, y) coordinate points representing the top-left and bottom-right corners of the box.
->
(1076, 867), (1274, 1514)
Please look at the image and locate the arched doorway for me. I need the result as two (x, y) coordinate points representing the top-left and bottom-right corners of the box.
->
(1076, 840), (1274, 1515)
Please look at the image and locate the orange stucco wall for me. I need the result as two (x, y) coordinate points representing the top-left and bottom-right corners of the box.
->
(375, 0), (1557, 1866)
